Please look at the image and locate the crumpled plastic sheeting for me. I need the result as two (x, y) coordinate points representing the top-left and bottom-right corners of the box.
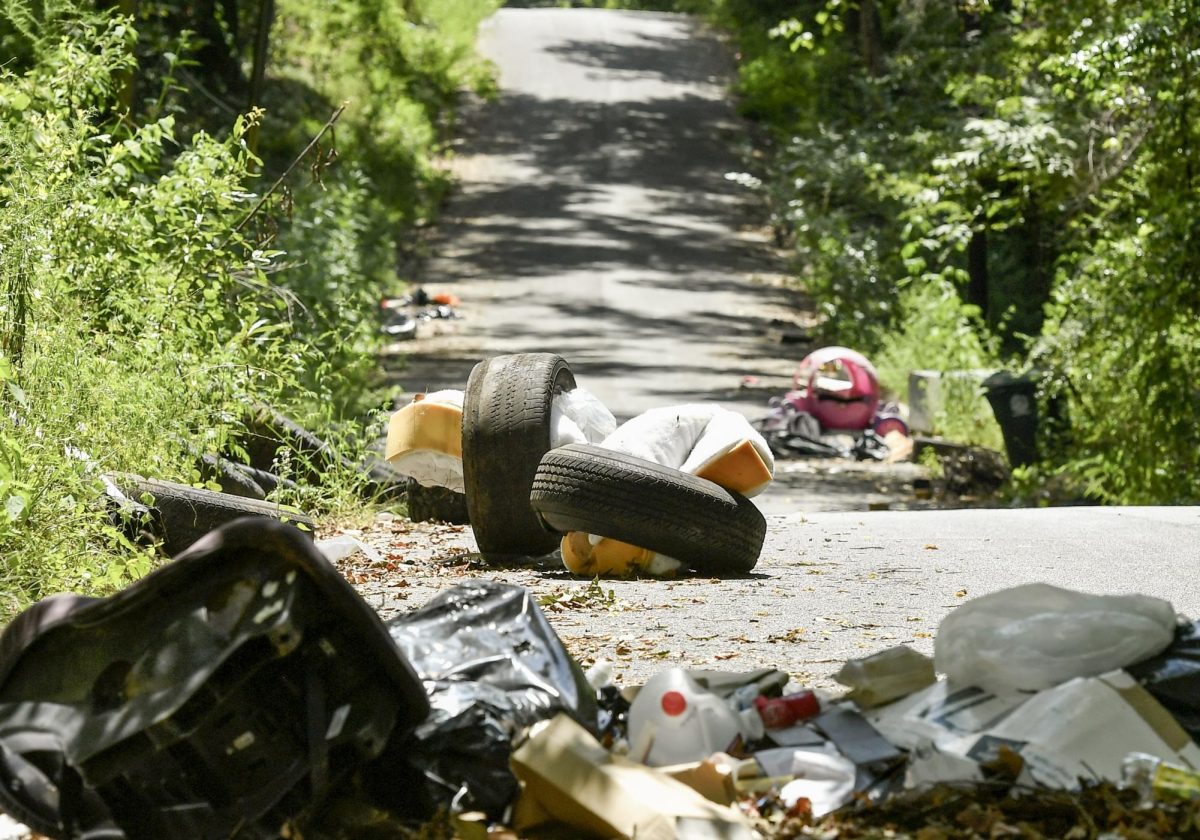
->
(395, 449), (466, 493)
(551, 387), (617, 447)
(387, 581), (598, 817)
(600, 404), (775, 497)
(935, 583), (1177, 693)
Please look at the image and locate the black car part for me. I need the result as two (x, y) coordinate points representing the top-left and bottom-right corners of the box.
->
(0, 518), (429, 840)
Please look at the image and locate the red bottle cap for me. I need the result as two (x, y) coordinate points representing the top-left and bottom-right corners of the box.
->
(661, 691), (688, 716)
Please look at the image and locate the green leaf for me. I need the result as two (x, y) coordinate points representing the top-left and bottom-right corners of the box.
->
(5, 495), (25, 521)
(6, 382), (27, 409)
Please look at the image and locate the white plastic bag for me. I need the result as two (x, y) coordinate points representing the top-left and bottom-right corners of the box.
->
(934, 583), (1177, 693)
(550, 387), (616, 447)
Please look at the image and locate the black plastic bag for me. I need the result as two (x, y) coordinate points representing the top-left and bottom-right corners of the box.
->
(382, 581), (597, 818)
(1129, 620), (1200, 742)
(0, 518), (429, 840)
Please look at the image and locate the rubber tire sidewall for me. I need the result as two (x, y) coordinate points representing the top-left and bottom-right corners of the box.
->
(530, 444), (766, 575)
(113, 475), (314, 557)
(462, 353), (576, 559)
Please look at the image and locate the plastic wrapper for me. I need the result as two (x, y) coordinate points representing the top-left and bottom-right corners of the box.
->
(386, 581), (597, 817)
(934, 583), (1176, 693)
(551, 387), (617, 446)
(1128, 620), (1200, 743)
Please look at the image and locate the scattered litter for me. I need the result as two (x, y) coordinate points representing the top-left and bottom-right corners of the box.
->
(1122, 751), (1200, 804)
(511, 713), (759, 840)
(380, 287), (462, 341)
(1129, 618), (1200, 742)
(773, 750), (857, 816)
(316, 533), (384, 564)
(1, 535), (1198, 840)
(754, 347), (912, 464)
(628, 668), (765, 766)
(835, 645), (936, 709)
(387, 580), (596, 818)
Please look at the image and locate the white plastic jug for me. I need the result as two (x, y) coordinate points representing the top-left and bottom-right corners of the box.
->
(628, 669), (763, 766)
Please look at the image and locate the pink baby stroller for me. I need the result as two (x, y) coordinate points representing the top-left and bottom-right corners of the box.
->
(791, 346), (881, 431)
(755, 346), (909, 457)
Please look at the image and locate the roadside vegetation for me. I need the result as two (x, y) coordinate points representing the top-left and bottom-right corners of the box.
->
(0, 0), (498, 610)
(559, 0), (1199, 506)
(706, 0), (1200, 507)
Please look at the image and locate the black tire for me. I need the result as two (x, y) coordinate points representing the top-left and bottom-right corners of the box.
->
(530, 444), (766, 575)
(239, 406), (406, 500)
(404, 479), (470, 525)
(198, 453), (267, 500)
(462, 353), (576, 559)
(106, 474), (315, 557)
(241, 405), (340, 479)
(226, 461), (299, 496)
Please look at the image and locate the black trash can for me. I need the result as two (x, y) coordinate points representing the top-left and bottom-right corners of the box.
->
(983, 371), (1040, 468)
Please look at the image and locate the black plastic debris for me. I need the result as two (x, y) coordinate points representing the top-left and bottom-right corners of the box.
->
(0, 518), (429, 840)
(384, 581), (597, 819)
(1129, 620), (1200, 743)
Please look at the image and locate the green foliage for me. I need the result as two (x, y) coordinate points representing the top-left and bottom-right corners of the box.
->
(0, 17), (271, 604)
(0, 0), (499, 611)
(699, 0), (1199, 502)
(257, 0), (501, 415)
(265, 0), (500, 225)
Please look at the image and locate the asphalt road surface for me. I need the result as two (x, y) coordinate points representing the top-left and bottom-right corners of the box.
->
(391, 7), (926, 513)
(395, 7), (802, 418)
(349, 506), (1200, 690)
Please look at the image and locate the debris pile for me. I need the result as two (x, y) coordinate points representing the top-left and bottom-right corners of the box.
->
(1, 519), (1198, 839)
(754, 346), (910, 464)
(386, 352), (777, 577)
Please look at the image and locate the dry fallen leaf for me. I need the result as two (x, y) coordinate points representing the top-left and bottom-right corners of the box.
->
(955, 589), (968, 597)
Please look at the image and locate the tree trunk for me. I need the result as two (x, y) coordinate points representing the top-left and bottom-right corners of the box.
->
(116, 0), (139, 113)
(859, 0), (884, 77)
(245, 0), (276, 159)
(967, 226), (989, 319)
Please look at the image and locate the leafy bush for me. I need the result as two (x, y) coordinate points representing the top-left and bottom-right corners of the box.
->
(0, 0), (501, 611)
(693, 0), (1198, 502)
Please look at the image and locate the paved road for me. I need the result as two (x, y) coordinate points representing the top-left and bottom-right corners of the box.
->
(351, 505), (1200, 689)
(391, 7), (926, 513)
(394, 7), (802, 418)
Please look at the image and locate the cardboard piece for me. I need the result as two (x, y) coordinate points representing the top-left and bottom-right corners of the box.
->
(764, 722), (828, 749)
(511, 714), (758, 840)
(948, 670), (1200, 788)
(836, 645), (936, 709)
(662, 754), (743, 805)
(865, 679), (1030, 752)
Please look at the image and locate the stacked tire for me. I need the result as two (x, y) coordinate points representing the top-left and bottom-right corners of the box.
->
(461, 353), (766, 574)
(462, 353), (576, 559)
(530, 444), (765, 575)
